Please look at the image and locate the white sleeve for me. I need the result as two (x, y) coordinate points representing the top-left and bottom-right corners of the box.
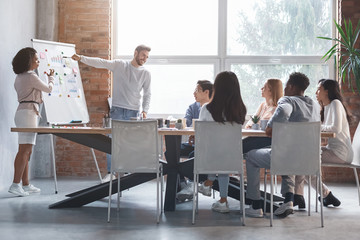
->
(199, 104), (207, 121)
(30, 73), (53, 93)
(80, 55), (118, 72)
(321, 100), (343, 134)
(142, 73), (151, 113)
(199, 104), (214, 121)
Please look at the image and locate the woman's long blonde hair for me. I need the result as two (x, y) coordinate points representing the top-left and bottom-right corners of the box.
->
(266, 79), (283, 106)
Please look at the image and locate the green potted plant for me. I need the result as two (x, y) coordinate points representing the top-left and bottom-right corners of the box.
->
(251, 115), (260, 130)
(317, 18), (360, 93)
(175, 119), (183, 130)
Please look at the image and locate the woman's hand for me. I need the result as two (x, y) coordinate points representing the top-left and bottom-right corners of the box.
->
(45, 69), (55, 77)
(71, 54), (81, 61)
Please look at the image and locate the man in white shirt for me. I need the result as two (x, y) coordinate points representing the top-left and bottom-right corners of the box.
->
(72, 45), (151, 180)
(72, 44), (151, 119)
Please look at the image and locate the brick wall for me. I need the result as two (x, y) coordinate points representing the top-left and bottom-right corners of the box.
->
(341, 0), (360, 124)
(341, 0), (360, 127)
(56, 0), (111, 176)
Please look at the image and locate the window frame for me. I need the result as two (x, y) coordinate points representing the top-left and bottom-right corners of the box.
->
(112, 0), (337, 117)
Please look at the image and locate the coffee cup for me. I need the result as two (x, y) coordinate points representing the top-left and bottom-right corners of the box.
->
(157, 118), (164, 128)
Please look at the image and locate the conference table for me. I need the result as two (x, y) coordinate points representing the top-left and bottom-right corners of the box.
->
(11, 126), (335, 211)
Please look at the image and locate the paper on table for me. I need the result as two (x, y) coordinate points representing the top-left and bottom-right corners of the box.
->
(159, 127), (178, 131)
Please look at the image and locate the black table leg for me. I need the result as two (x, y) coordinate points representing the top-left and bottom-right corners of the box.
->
(49, 173), (156, 209)
(163, 135), (182, 211)
(47, 132), (284, 211)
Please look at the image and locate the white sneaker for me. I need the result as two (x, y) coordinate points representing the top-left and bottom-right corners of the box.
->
(176, 182), (194, 202)
(211, 200), (230, 213)
(102, 173), (116, 182)
(274, 201), (294, 217)
(8, 183), (29, 197)
(198, 182), (211, 197)
(245, 206), (264, 218)
(22, 184), (41, 193)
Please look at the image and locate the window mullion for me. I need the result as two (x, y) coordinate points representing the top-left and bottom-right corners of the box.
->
(218, 0), (227, 72)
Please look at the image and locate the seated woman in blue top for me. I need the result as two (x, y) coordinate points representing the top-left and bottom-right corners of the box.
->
(197, 71), (247, 213)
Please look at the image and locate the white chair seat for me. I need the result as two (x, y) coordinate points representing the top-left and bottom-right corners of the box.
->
(319, 121), (360, 206)
(192, 121), (245, 225)
(108, 120), (163, 223)
(270, 121), (324, 227)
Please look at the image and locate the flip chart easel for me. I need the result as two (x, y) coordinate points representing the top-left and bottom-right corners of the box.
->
(31, 39), (102, 192)
(31, 39), (89, 124)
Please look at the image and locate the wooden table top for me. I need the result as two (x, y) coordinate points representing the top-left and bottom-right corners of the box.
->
(11, 127), (335, 138)
(11, 127), (110, 134)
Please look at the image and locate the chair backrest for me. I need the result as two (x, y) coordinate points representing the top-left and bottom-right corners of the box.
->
(194, 121), (243, 174)
(271, 121), (321, 175)
(352, 121), (360, 166)
(111, 120), (159, 173)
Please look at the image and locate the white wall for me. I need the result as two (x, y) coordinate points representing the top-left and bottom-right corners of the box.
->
(0, 0), (37, 191)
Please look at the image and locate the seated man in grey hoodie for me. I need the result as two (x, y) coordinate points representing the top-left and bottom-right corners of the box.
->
(244, 72), (320, 218)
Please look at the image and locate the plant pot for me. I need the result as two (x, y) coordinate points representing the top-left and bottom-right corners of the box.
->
(251, 123), (260, 130)
(175, 122), (183, 130)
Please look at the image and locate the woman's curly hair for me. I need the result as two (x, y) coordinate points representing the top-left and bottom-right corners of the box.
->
(12, 47), (37, 74)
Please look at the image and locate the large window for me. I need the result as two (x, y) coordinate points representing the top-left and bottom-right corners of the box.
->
(114, 0), (334, 117)
(227, 0), (332, 56)
(115, 0), (218, 56)
(146, 64), (214, 115)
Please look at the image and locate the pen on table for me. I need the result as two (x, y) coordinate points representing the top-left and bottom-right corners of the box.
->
(70, 120), (82, 123)
(63, 56), (72, 58)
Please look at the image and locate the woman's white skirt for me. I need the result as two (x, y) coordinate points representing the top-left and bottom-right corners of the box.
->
(14, 109), (38, 145)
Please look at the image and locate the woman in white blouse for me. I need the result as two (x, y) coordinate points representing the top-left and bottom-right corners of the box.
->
(197, 71), (247, 213)
(314, 79), (353, 206)
(9, 48), (54, 197)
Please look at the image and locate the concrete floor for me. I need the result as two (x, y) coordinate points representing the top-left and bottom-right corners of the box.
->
(0, 177), (359, 240)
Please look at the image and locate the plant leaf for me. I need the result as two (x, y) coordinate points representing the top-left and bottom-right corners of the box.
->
(335, 20), (349, 47)
(320, 18), (360, 93)
(353, 20), (360, 48)
(321, 44), (338, 61)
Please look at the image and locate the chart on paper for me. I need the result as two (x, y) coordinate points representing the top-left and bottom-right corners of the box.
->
(32, 39), (89, 124)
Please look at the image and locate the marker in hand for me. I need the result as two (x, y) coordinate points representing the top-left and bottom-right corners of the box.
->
(71, 54), (81, 61)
